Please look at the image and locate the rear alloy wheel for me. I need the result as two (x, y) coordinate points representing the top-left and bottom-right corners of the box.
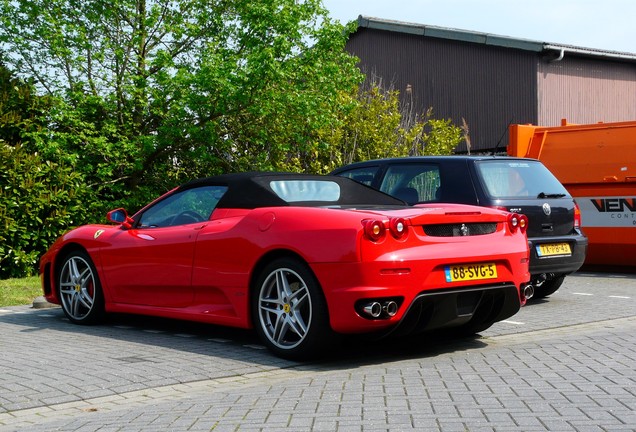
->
(533, 275), (565, 299)
(58, 251), (104, 324)
(253, 258), (332, 360)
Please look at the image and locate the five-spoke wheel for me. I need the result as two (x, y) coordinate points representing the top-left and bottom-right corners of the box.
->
(58, 251), (104, 324)
(253, 258), (332, 359)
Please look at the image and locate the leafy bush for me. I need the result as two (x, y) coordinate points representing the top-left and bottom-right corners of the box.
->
(315, 80), (463, 173)
(0, 143), (89, 278)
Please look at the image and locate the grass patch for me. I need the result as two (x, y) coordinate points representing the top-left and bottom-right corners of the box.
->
(0, 276), (42, 307)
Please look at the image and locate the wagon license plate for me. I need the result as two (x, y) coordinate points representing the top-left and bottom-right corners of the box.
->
(536, 243), (571, 257)
(445, 263), (497, 283)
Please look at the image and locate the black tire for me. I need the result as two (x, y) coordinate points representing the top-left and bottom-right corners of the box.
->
(252, 257), (334, 360)
(448, 305), (497, 337)
(534, 275), (565, 299)
(446, 289), (513, 337)
(57, 250), (105, 324)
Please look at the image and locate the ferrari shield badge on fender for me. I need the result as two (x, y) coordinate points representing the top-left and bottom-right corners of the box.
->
(94, 229), (105, 239)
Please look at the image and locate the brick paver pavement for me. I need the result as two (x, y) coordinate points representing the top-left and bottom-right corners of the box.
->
(1, 272), (635, 431)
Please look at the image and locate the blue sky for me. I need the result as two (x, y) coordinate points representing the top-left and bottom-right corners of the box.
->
(321, 0), (636, 54)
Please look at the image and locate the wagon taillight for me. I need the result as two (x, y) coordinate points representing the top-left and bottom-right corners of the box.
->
(574, 202), (582, 229)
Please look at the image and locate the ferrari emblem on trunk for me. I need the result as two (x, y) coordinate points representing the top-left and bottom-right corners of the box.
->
(460, 224), (469, 236)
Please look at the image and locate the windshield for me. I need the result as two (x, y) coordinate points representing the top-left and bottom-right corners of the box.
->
(476, 160), (570, 199)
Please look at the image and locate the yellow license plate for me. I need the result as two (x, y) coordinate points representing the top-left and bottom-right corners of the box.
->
(445, 263), (498, 282)
(536, 243), (572, 257)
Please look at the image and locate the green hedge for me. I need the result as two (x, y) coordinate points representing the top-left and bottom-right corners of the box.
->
(0, 143), (89, 278)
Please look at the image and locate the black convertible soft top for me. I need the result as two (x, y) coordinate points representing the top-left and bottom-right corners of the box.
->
(179, 172), (405, 209)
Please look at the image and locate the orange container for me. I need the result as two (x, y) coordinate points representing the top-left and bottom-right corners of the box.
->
(508, 120), (636, 267)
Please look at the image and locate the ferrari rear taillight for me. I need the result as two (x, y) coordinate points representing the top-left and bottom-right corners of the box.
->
(508, 213), (528, 234)
(388, 217), (408, 239)
(574, 202), (582, 229)
(363, 217), (409, 242)
(363, 219), (385, 242)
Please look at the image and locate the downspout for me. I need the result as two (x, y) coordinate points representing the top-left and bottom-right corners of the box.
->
(549, 48), (565, 62)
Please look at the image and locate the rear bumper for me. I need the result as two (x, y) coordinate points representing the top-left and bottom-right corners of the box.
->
(382, 284), (520, 337)
(312, 252), (528, 335)
(528, 231), (588, 276)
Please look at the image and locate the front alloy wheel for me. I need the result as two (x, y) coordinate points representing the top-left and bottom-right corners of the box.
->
(254, 258), (332, 360)
(58, 251), (104, 324)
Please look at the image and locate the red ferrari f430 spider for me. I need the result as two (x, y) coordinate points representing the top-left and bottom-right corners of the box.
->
(40, 173), (531, 359)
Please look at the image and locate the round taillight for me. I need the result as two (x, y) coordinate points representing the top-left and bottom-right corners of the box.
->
(389, 217), (408, 239)
(518, 214), (528, 233)
(363, 219), (385, 242)
(508, 213), (519, 232)
(508, 213), (527, 233)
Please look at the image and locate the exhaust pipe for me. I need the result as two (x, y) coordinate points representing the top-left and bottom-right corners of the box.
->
(534, 273), (547, 287)
(383, 300), (398, 317)
(523, 284), (534, 300)
(363, 301), (382, 318)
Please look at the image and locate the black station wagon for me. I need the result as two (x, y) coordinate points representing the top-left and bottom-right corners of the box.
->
(332, 156), (588, 299)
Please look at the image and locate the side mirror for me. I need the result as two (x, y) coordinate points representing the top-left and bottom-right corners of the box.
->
(107, 208), (134, 229)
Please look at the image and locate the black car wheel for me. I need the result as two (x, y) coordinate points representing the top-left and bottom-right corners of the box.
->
(534, 275), (566, 298)
(253, 258), (333, 360)
(58, 250), (105, 324)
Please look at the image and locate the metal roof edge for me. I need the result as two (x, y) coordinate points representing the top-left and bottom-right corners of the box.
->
(356, 15), (636, 60)
(543, 43), (636, 61)
(357, 15), (544, 52)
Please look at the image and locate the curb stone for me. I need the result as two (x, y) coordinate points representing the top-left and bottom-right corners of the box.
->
(31, 296), (59, 309)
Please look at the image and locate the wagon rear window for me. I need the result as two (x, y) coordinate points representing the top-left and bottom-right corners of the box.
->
(269, 180), (341, 203)
(476, 160), (569, 199)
